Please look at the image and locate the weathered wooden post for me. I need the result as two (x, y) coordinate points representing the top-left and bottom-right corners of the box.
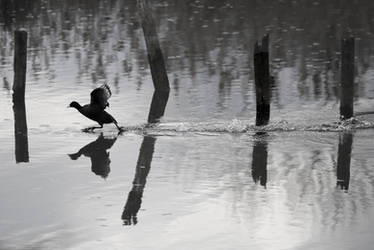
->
(13, 30), (27, 101)
(254, 34), (270, 126)
(13, 101), (29, 163)
(137, 0), (170, 123)
(336, 133), (353, 190)
(251, 132), (268, 187)
(122, 136), (156, 225)
(148, 90), (169, 123)
(13, 30), (29, 163)
(340, 37), (355, 119)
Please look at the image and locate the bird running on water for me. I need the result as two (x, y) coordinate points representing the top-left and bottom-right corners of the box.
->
(69, 83), (122, 131)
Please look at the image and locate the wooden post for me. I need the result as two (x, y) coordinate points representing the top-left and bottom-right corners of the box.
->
(254, 34), (270, 126)
(336, 133), (353, 190)
(13, 100), (29, 163)
(13, 30), (29, 163)
(251, 132), (268, 187)
(148, 90), (169, 123)
(13, 30), (27, 101)
(137, 0), (170, 123)
(340, 37), (355, 119)
(122, 136), (156, 225)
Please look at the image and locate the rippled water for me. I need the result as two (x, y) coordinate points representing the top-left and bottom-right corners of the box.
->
(1, 0), (374, 249)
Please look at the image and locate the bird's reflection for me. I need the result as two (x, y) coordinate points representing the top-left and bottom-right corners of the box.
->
(122, 136), (156, 226)
(251, 132), (269, 187)
(13, 97), (29, 163)
(68, 133), (119, 179)
(336, 132), (353, 190)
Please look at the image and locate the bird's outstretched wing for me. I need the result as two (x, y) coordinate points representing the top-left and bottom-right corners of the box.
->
(90, 83), (112, 110)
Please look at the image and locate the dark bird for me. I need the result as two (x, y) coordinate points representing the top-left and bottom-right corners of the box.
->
(69, 83), (122, 131)
(68, 132), (119, 178)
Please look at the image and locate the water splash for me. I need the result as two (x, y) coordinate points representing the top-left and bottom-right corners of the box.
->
(250, 118), (374, 132)
(305, 118), (374, 132)
(119, 117), (374, 135)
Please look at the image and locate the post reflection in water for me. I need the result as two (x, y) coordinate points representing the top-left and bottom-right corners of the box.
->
(336, 132), (353, 190)
(251, 132), (268, 187)
(68, 133), (119, 179)
(122, 136), (156, 226)
(13, 98), (29, 163)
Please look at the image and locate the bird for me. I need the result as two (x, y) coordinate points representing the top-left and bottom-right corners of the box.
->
(69, 83), (122, 131)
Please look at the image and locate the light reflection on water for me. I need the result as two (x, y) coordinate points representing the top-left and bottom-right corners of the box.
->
(0, 131), (374, 249)
(1, 0), (374, 249)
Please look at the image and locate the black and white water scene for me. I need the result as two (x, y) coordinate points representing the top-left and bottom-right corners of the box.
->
(1, 0), (374, 249)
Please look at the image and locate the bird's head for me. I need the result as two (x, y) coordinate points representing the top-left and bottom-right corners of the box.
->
(68, 101), (81, 109)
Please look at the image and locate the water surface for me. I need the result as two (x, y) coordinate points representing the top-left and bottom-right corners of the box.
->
(1, 0), (374, 249)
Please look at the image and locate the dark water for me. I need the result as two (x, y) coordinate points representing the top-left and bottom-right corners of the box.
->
(1, 0), (374, 249)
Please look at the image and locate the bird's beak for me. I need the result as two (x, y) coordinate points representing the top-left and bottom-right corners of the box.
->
(67, 105), (70, 108)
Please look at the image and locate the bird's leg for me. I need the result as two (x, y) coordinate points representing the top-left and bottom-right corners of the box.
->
(114, 123), (121, 130)
(114, 122), (125, 132)
(94, 124), (104, 130)
(90, 125), (103, 131)
(83, 124), (103, 132)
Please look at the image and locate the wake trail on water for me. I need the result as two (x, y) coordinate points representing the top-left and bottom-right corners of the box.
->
(119, 117), (374, 135)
